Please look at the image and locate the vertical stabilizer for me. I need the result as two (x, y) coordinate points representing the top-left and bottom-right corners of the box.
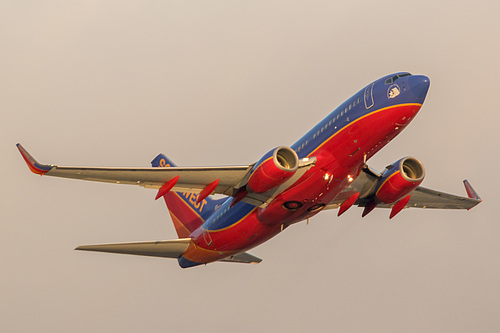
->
(151, 154), (225, 238)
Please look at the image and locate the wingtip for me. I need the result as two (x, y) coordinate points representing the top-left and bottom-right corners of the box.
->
(17, 143), (53, 175)
(463, 179), (481, 201)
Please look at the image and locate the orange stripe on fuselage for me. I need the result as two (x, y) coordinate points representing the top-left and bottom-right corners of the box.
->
(184, 217), (283, 264)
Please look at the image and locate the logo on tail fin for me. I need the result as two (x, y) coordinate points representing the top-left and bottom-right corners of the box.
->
(151, 154), (177, 168)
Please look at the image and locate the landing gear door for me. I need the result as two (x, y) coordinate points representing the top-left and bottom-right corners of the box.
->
(364, 83), (374, 109)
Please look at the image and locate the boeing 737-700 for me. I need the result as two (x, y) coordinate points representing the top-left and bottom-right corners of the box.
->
(18, 72), (481, 268)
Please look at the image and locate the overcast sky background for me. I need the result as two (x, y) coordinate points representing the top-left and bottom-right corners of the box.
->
(1, 1), (499, 332)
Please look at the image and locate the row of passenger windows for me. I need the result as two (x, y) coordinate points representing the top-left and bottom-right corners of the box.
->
(213, 205), (230, 222)
(296, 97), (361, 153)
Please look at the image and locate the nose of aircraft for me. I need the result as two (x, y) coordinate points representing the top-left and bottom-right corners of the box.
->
(409, 75), (430, 103)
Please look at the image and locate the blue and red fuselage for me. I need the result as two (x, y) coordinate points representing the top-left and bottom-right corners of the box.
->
(177, 73), (430, 268)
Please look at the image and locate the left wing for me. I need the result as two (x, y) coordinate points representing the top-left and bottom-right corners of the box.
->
(17, 143), (251, 196)
(17, 144), (317, 204)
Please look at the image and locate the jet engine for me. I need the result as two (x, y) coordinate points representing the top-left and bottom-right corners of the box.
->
(374, 157), (425, 204)
(247, 146), (299, 193)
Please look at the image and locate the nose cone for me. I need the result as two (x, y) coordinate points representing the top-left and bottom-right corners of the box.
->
(409, 75), (430, 104)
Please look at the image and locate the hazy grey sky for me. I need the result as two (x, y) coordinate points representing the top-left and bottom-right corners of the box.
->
(1, 1), (499, 332)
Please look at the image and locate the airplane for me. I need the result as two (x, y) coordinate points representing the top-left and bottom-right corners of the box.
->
(17, 72), (482, 268)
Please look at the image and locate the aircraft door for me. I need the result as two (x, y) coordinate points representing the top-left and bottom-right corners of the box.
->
(203, 230), (213, 245)
(364, 83), (374, 109)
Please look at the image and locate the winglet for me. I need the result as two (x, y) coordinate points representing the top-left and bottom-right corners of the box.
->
(16, 143), (53, 175)
(463, 180), (481, 200)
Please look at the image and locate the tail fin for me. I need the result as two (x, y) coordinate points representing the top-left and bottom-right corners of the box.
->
(152, 154), (225, 238)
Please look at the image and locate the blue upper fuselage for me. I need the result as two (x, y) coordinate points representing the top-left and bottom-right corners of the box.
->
(290, 72), (430, 158)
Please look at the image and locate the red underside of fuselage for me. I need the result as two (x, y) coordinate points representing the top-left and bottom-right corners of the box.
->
(182, 103), (421, 264)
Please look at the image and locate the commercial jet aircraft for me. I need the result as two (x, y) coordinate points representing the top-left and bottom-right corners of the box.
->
(18, 72), (482, 268)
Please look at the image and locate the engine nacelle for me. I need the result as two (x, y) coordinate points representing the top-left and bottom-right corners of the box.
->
(247, 146), (299, 193)
(374, 157), (425, 204)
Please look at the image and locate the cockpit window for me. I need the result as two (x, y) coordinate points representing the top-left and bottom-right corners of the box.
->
(385, 73), (412, 85)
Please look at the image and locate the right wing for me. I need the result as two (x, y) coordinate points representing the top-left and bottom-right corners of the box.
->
(380, 184), (481, 209)
(326, 166), (481, 211)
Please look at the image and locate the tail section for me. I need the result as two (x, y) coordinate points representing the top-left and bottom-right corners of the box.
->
(152, 154), (225, 238)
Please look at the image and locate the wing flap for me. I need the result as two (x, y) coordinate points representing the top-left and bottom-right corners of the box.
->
(75, 238), (192, 258)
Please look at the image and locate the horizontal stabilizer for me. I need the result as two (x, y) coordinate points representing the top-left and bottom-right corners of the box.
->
(219, 252), (262, 264)
(75, 238), (191, 258)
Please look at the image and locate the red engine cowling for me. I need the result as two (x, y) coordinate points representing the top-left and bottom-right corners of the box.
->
(375, 157), (425, 204)
(247, 146), (299, 193)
